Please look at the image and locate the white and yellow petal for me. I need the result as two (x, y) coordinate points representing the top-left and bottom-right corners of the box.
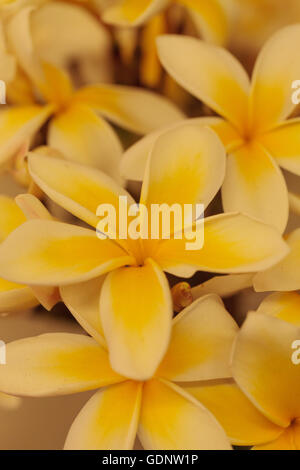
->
(232, 312), (300, 427)
(157, 35), (250, 132)
(0, 105), (53, 166)
(0, 277), (38, 313)
(179, 0), (230, 45)
(60, 277), (106, 346)
(100, 258), (172, 380)
(153, 213), (289, 277)
(157, 294), (238, 381)
(140, 123), (226, 218)
(74, 83), (184, 135)
(256, 292), (300, 327)
(222, 142), (289, 233)
(121, 117), (241, 182)
(65, 381), (142, 450)
(138, 379), (232, 450)
(249, 24), (300, 133)
(258, 119), (300, 177)
(0, 333), (123, 397)
(0, 219), (134, 286)
(186, 380), (283, 447)
(48, 104), (123, 183)
(254, 229), (300, 292)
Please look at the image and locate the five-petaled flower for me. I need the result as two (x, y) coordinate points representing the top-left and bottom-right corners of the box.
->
(0, 123), (288, 380)
(122, 24), (300, 234)
(0, 294), (238, 450)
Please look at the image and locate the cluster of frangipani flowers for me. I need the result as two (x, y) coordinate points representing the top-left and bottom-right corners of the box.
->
(0, 1), (300, 452)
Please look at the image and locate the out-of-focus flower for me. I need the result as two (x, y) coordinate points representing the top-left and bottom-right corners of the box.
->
(123, 25), (300, 233)
(0, 392), (21, 410)
(0, 123), (288, 380)
(254, 228), (300, 292)
(0, 6), (183, 184)
(102, 0), (232, 45)
(0, 294), (238, 450)
(0, 193), (60, 313)
(289, 192), (300, 216)
(188, 292), (300, 450)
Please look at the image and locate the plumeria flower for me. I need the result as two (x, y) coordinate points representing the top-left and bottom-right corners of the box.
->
(0, 6), (183, 184)
(0, 123), (289, 380)
(187, 292), (300, 450)
(122, 25), (300, 233)
(254, 228), (300, 292)
(0, 294), (239, 450)
(102, 0), (232, 45)
(0, 193), (61, 313)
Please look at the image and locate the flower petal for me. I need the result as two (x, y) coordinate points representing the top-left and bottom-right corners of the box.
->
(0, 195), (26, 242)
(102, 0), (168, 26)
(157, 35), (250, 132)
(74, 83), (184, 134)
(60, 277), (106, 346)
(249, 24), (300, 133)
(258, 119), (300, 176)
(100, 259), (172, 380)
(179, 0), (230, 44)
(222, 142), (288, 233)
(253, 424), (300, 450)
(232, 312), (300, 427)
(0, 333), (122, 397)
(0, 219), (134, 286)
(65, 381), (142, 450)
(191, 273), (254, 299)
(185, 380), (282, 446)
(138, 379), (232, 450)
(0, 278), (37, 313)
(153, 213), (289, 277)
(0, 105), (53, 166)
(254, 229), (300, 292)
(256, 292), (300, 327)
(15, 193), (52, 221)
(48, 104), (123, 183)
(28, 153), (136, 252)
(140, 123), (225, 222)
(121, 117), (240, 182)
(289, 192), (300, 215)
(157, 294), (238, 381)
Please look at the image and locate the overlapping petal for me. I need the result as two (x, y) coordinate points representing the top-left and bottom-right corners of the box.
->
(0, 333), (123, 396)
(0, 220), (134, 286)
(157, 35), (250, 132)
(186, 380), (282, 446)
(258, 119), (300, 176)
(254, 229), (300, 292)
(157, 295), (238, 381)
(152, 213), (289, 277)
(100, 259), (172, 380)
(138, 379), (231, 450)
(249, 24), (300, 133)
(0, 278), (37, 313)
(256, 292), (300, 327)
(0, 105), (53, 166)
(232, 312), (300, 427)
(74, 83), (184, 134)
(65, 381), (142, 450)
(48, 104), (123, 182)
(222, 142), (289, 233)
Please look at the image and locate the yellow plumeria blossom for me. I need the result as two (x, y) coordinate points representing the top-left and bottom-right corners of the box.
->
(0, 294), (238, 450)
(0, 123), (289, 380)
(254, 228), (300, 292)
(0, 193), (62, 313)
(187, 292), (300, 450)
(102, 0), (232, 45)
(141, 25), (300, 233)
(0, 7), (183, 182)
